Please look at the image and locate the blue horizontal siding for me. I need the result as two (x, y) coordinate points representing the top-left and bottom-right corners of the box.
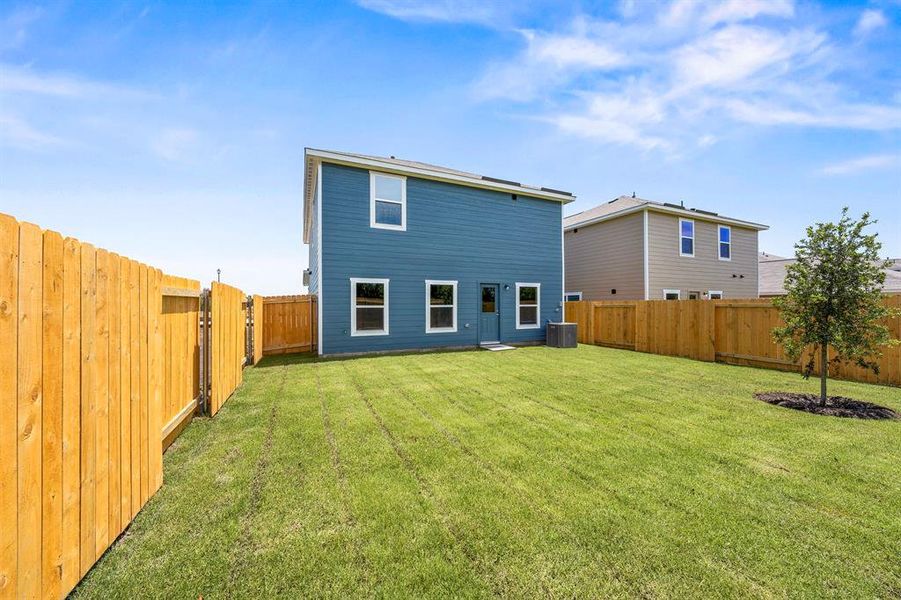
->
(320, 163), (562, 355)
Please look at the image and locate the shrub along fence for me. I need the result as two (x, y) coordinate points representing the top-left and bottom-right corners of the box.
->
(564, 297), (901, 387)
(260, 294), (317, 356)
(0, 213), (259, 599)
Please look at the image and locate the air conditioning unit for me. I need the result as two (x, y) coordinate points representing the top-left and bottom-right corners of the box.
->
(546, 322), (577, 348)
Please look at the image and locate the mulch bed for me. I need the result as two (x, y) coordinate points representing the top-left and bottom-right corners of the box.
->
(754, 392), (899, 420)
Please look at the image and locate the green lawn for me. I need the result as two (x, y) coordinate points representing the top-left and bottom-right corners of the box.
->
(73, 345), (901, 599)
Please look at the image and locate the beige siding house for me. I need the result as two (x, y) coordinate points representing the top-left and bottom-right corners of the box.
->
(565, 196), (768, 300)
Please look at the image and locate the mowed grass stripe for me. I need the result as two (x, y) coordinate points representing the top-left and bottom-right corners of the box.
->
(71, 347), (901, 598)
(344, 358), (631, 598)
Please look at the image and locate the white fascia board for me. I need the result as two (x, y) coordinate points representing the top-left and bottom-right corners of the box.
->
(306, 148), (575, 204)
(565, 204), (769, 232)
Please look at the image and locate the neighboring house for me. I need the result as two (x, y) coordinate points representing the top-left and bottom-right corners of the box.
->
(302, 148), (574, 355)
(563, 195), (768, 301)
(758, 252), (901, 296)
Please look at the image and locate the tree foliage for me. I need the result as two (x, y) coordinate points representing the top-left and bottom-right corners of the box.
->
(772, 208), (899, 402)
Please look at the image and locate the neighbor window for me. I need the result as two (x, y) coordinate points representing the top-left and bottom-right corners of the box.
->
(688, 291), (700, 300)
(718, 225), (731, 260)
(516, 283), (540, 329)
(679, 218), (694, 257)
(564, 292), (582, 301)
(664, 289), (681, 300)
(708, 290), (723, 300)
(425, 280), (457, 333)
(351, 278), (389, 336)
(370, 172), (406, 231)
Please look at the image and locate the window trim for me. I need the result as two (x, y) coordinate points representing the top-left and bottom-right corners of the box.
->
(369, 172), (407, 231)
(663, 289), (681, 300)
(564, 291), (582, 301)
(515, 282), (541, 330)
(425, 279), (457, 334)
(350, 277), (389, 336)
(679, 218), (695, 257)
(708, 290), (723, 300)
(718, 225), (731, 261)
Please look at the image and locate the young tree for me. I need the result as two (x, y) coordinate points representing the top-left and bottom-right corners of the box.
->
(773, 208), (899, 403)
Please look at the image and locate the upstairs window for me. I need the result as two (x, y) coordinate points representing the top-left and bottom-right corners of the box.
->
(564, 292), (582, 301)
(426, 280), (457, 333)
(351, 278), (389, 336)
(718, 225), (731, 260)
(708, 290), (723, 300)
(679, 218), (694, 257)
(370, 172), (406, 231)
(516, 283), (540, 329)
(664, 289), (681, 300)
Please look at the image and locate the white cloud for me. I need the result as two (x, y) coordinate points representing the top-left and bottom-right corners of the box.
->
(151, 128), (200, 162)
(461, 0), (900, 153)
(854, 9), (887, 37)
(725, 99), (901, 129)
(820, 154), (901, 175)
(0, 64), (152, 99)
(0, 114), (65, 149)
(473, 23), (626, 100)
(701, 0), (794, 27)
(672, 26), (823, 90)
(356, 0), (506, 26)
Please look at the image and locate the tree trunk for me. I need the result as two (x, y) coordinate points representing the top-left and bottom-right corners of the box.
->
(820, 344), (828, 404)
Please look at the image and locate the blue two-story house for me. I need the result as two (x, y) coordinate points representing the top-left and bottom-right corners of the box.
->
(303, 148), (574, 356)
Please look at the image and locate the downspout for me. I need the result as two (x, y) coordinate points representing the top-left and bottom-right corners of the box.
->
(643, 209), (649, 300)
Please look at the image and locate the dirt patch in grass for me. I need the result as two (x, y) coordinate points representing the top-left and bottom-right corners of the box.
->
(754, 392), (899, 420)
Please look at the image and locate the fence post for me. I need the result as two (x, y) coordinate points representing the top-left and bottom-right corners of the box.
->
(634, 301), (648, 352)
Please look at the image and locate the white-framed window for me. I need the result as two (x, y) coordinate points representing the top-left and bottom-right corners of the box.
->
(688, 291), (701, 300)
(425, 280), (457, 333)
(718, 225), (731, 260)
(564, 291), (582, 301)
(370, 172), (406, 231)
(516, 283), (541, 329)
(350, 278), (389, 336)
(663, 289), (681, 300)
(708, 290), (723, 300)
(679, 218), (694, 257)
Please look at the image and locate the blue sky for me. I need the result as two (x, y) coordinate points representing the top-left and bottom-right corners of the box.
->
(1, 0), (899, 295)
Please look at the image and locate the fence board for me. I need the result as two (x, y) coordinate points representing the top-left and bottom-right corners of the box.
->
(78, 243), (95, 576)
(60, 237), (80, 594)
(118, 256), (131, 536)
(0, 214), (18, 598)
(566, 298), (901, 387)
(18, 222), (43, 598)
(139, 264), (148, 507)
(128, 259), (140, 520)
(94, 249), (110, 557)
(107, 255), (121, 540)
(41, 230), (64, 599)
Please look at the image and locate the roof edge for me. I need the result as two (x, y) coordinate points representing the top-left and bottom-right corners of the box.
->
(305, 148), (576, 204)
(565, 203), (769, 232)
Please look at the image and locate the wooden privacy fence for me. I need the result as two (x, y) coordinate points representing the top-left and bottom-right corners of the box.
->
(261, 295), (317, 355)
(565, 296), (901, 387)
(1, 214), (168, 599)
(0, 213), (258, 599)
